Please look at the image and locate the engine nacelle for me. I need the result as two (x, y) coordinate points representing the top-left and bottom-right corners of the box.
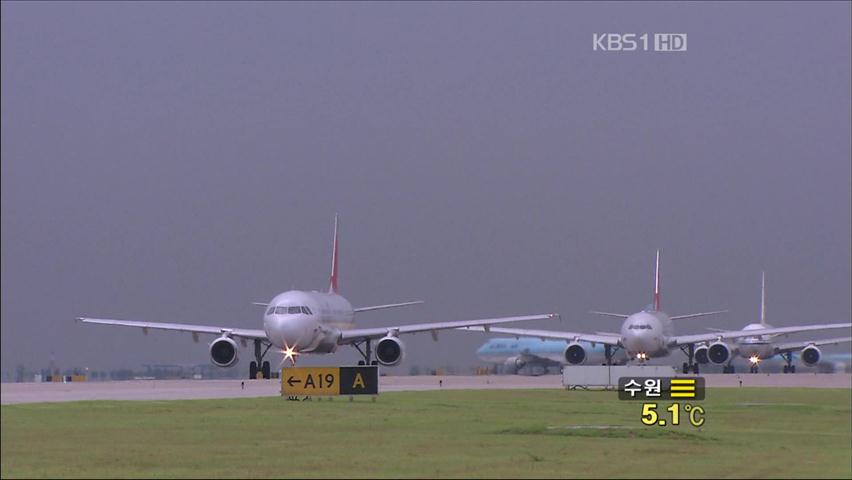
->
(209, 336), (239, 367)
(376, 336), (405, 366)
(708, 341), (731, 365)
(564, 342), (587, 365)
(801, 345), (821, 366)
(504, 356), (525, 372)
(694, 344), (709, 364)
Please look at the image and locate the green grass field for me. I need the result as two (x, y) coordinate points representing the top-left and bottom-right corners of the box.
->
(2, 388), (850, 478)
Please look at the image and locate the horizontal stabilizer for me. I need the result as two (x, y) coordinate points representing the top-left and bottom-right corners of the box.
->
(670, 310), (728, 320)
(354, 300), (424, 313)
(589, 311), (629, 319)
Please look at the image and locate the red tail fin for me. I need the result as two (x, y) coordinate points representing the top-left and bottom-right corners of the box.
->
(653, 249), (661, 311)
(328, 214), (340, 293)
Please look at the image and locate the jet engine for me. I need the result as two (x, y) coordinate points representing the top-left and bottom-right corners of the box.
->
(563, 342), (587, 365)
(376, 336), (405, 366)
(707, 341), (732, 365)
(801, 345), (821, 366)
(209, 336), (239, 367)
(504, 356), (525, 373)
(694, 344), (709, 364)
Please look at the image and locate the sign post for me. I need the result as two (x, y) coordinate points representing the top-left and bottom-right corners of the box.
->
(281, 366), (378, 397)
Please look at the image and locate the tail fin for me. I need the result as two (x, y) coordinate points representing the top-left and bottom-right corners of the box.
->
(760, 271), (767, 326)
(653, 249), (661, 311)
(328, 214), (340, 293)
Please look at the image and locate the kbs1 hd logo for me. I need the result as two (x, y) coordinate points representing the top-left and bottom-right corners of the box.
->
(593, 33), (687, 52)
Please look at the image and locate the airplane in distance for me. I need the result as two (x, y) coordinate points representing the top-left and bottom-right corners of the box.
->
(694, 272), (851, 373)
(459, 251), (850, 374)
(78, 215), (558, 379)
(475, 336), (629, 375)
(704, 351), (852, 374)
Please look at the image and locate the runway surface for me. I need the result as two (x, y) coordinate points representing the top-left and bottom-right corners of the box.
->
(2, 373), (849, 404)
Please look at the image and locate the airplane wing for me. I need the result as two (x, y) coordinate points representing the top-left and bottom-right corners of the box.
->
(76, 317), (268, 340)
(337, 313), (558, 344)
(353, 300), (424, 313)
(456, 326), (622, 346)
(774, 337), (852, 354)
(670, 323), (852, 347)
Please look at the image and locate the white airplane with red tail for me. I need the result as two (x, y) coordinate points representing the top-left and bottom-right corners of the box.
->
(78, 215), (557, 379)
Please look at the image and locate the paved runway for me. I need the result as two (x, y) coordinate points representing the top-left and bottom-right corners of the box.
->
(2, 373), (849, 404)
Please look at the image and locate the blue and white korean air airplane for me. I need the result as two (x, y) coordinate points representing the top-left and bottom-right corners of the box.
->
(475, 337), (629, 375)
(460, 251), (851, 375)
(77, 215), (557, 379)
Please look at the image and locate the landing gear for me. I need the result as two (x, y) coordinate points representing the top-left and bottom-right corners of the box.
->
(352, 338), (374, 365)
(603, 345), (623, 368)
(249, 339), (273, 379)
(723, 365), (735, 374)
(749, 364), (759, 374)
(782, 353), (795, 374)
(679, 344), (699, 374)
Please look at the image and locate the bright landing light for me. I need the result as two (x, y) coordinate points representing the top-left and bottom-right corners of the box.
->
(748, 355), (761, 365)
(281, 342), (300, 366)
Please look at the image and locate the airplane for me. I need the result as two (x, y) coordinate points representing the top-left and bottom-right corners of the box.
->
(77, 215), (558, 379)
(458, 250), (851, 374)
(703, 351), (852, 374)
(475, 336), (629, 375)
(693, 272), (852, 373)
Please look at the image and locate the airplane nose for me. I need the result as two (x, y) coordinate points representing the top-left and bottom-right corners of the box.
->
(625, 333), (656, 357)
(266, 315), (313, 348)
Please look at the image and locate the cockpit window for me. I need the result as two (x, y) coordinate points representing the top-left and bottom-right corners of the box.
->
(271, 305), (311, 315)
(628, 324), (652, 330)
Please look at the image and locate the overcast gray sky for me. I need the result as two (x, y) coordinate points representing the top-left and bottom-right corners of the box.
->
(2, 1), (850, 374)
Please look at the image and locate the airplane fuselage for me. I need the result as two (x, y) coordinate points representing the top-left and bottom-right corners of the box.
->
(476, 336), (629, 370)
(263, 290), (355, 353)
(732, 323), (777, 360)
(619, 310), (674, 359)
